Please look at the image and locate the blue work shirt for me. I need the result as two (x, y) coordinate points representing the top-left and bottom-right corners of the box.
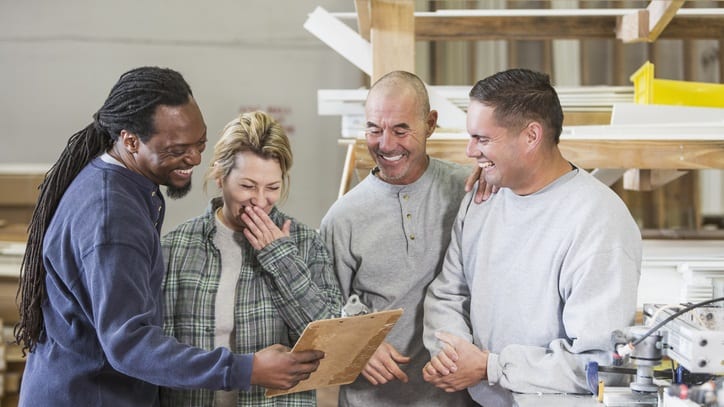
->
(19, 158), (252, 406)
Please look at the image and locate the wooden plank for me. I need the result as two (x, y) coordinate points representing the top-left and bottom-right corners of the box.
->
(563, 111), (612, 126)
(560, 140), (724, 170)
(370, 0), (415, 82)
(345, 139), (724, 188)
(413, 13), (724, 41)
(691, 171), (702, 232)
(609, 104), (724, 126)
(332, 8), (724, 40)
(338, 143), (357, 199)
(303, 6), (372, 76)
(613, 33), (626, 86)
(616, 0), (685, 43)
(0, 223), (29, 243)
(616, 9), (649, 43)
(354, 0), (371, 41)
(0, 277), (20, 326)
(0, 174), (42, 206)
(646, 0), (685, 42)
(628, 15), (721, 40)
(721, 38), (724, 85)
(0, 166), (46, 206)
(622, 169), (688, 191)
(417, 14), (618, 40)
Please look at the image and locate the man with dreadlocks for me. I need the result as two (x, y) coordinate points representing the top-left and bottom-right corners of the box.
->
(15, 67), (324, 406)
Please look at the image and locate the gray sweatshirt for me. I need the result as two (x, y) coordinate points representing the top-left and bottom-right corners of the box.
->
(424, 167), (642, 404)
(321, 158), (475, 407)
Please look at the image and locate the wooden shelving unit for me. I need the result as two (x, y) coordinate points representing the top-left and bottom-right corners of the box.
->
(345, 0), (724, 82)
(309, 1), (724, 200)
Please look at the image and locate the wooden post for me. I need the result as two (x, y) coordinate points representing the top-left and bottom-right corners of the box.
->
(370, 0), (415, 82)
(338, 142), (357, 198)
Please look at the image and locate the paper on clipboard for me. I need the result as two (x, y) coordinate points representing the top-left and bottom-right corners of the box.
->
(266, 308), (403, 397)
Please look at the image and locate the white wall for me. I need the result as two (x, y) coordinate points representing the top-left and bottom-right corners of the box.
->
(0, 0), (362, 231)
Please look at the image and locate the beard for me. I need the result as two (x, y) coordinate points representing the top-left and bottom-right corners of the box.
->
(373, 157), (412, 184)
(165, 181), (192, 199)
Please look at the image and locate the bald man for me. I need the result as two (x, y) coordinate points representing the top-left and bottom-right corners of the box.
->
(320, 71), (475, 407)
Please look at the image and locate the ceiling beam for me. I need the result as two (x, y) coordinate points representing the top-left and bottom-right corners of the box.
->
(334, 8), (724, 41)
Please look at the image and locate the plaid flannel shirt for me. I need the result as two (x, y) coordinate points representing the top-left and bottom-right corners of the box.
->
(160, 199), (343, 406)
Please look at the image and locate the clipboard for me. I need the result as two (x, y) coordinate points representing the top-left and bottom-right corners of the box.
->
(266, 308), (403, 397)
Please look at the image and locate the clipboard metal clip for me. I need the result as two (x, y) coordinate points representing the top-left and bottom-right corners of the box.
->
(341, 294), (370, 317)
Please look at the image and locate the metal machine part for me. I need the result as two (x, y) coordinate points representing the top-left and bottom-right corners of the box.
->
(643, 304), (724, 376)
(600, 300), (724, 406)
(341, 294), (370, 317)
(628, 326), (664, 393)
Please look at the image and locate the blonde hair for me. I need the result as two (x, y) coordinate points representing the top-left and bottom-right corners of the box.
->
(205, 111), (292, 201)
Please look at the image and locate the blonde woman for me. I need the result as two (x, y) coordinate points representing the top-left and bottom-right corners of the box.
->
(161, 111), (342, 406)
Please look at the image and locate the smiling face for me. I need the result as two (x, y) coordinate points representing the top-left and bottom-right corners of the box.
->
(135, 98), (207, 198)
(364, 86), (436, 185)
(466, 100), (530, 192)
(217, 151), (282, 231)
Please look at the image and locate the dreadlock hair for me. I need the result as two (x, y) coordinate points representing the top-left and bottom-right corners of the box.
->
(15, 67), (194, 354)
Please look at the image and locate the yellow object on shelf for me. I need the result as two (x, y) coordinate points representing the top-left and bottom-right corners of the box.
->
(630, 61), (724, 108)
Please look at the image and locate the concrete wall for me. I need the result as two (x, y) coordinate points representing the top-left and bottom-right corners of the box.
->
(0, 0), (362, 231)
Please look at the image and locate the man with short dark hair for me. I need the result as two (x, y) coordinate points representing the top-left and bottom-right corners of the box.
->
(422, 68), (642, 406)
